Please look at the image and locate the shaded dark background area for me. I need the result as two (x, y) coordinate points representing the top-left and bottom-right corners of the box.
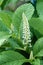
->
(1, 0), (37, 11)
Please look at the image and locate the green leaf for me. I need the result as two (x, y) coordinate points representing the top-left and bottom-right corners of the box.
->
(33, 59), (40, 65)
(2, 60), (28, 65)
(2, 59), (29, 65)
(8, 38), (21, 49)
(40, 60), (43, 65)
(0, 50), (28, 65)
(33, 37), (43, 57)
(37, 2), (43, 21)
(29, 18), (43, 38)
(33, 59), (43, 65)
(0, 11), (12, 30)
(5, 11), (13, 18)
(35, 49), (43, 57)
(0, 0), (4, 6)
(0, 19), (9, 32)
(0, 32), (11, 46)
(12, 3), (34, 32)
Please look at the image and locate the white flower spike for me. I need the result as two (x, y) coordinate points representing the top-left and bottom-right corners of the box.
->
(21, 12), (31, 47)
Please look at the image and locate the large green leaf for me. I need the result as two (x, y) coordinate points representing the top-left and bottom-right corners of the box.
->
(0, 0), (4, 6)
(35, 50), (43, 57)
(8, 38), (21, 49)
(33, 59), (40, 65)
(33, 59), (43, 65)
(33, 37), (43, 57)
(0, 11), (12, 30)
(2, 59), (28, 65)
(37, 2), (43, 21)
(40, 60), (43, 65)
(29, 18), (43, 38)
(0, 19), (9, 32)
(0, 50), (28, 65)
(12, 3), (34, 32)
(0, 32), (11, 46)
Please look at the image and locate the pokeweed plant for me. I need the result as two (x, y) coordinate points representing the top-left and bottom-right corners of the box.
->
(0, 0), (43, 65)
